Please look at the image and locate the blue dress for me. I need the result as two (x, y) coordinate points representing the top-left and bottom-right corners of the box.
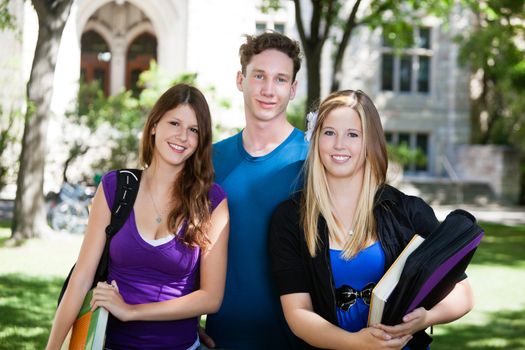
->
(330, 242), (386, 332)
(331, 243), (429, 350)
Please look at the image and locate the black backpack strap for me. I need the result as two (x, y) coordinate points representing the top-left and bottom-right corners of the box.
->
(58, 169), (142, 306)
(106, 169), (142, 237)
(92, 169), (142, 286)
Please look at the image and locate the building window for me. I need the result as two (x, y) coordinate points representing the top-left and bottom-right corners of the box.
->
(126, 32), (157, 96)
(385, 131), (429, 173)
(381, 27), (432, 94)
(255, 1), (291, 35)
(381, 54), (394, 91)
(80, 30), (111, 96)
(415, 133), (429, 171)
(274, 23), (285, 34)
(418, 56), (430, 92)
(400, 55), (412, 92)
(256, 22), (267, 34)
(255, 21), (286, 34)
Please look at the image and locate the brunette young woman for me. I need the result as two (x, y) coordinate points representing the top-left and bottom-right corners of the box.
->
(46, 84), (229, 350)
(269, 90), (473, 350)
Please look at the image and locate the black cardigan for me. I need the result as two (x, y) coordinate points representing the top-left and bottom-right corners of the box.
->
(269, 185), (440, 350)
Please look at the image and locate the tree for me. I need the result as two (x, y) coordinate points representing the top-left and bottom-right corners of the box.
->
(456, 0), (525, 202)
(62, 64), (230, 185)
(11, 0), (73, 241)
(457, 0), (525, 143)
(0, 0), (16, 30)
(263, 0), (453, 111)
(0, 106), (21, 192)
(1, 1), (20, 193)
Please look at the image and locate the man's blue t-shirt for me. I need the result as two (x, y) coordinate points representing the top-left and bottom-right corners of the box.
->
(206, 128), (308, 349)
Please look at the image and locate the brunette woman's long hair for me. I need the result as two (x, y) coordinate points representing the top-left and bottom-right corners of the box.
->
(140, 84), (214, 249)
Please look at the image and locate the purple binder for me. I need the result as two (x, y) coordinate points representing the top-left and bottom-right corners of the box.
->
(380, 209), (484, 327)
(406, 231), (484, 313)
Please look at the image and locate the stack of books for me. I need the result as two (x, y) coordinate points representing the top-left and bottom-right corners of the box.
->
(368, 209), (484, 326)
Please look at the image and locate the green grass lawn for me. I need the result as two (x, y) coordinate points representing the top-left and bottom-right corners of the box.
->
(0, 221), (82, 350)
(432, 222), (525, 350)
(0, 221), (524, 349)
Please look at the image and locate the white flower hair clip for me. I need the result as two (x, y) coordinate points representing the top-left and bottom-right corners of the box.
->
(305, 111), (318, 142)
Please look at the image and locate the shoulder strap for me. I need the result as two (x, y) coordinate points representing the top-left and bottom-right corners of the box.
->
(106, 169), (142, 237)
(58, 169), (143, 305)
(92, 169), (142, 286)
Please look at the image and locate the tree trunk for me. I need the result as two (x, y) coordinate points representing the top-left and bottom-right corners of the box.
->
(518, 156), (525, 205)
(305, 50), (322, 114)
(62, 144), (89, 184)
(291, 0), (329, 118)
(11, 0), (73, 241)
(330, 54), (343, 93)
(330, 0), (361, 92)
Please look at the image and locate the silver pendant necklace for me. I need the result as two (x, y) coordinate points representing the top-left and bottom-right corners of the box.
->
(146, 175), (162, 224)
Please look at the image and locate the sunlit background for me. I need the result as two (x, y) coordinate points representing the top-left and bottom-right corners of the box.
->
(0, 0), (524, 349)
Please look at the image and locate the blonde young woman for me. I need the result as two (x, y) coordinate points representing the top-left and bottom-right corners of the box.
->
(269, 90), (474, 350)
(46, 84), (229, 350)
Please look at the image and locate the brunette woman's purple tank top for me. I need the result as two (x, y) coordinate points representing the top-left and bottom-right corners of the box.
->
(101, 171), (226, 350)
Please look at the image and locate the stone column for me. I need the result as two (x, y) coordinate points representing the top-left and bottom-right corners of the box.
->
(110, 36), (126, 94)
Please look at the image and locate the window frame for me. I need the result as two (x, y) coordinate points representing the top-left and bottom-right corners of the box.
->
(385, 131), (430, 174)
(381, 27), (433, 94)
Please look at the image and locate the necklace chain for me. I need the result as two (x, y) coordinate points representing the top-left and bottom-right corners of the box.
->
(145, 175), (162, 224)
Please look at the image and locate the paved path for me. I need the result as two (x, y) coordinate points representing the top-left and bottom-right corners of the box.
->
(433, 204), (525, 226)
(1, 199), (524, 225)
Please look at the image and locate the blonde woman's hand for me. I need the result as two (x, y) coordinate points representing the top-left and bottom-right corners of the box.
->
(354, 327), (412, 350)
(372, 307), (430, 338)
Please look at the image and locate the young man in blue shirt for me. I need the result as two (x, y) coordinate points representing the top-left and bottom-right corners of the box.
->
(204, 32), (308, 349)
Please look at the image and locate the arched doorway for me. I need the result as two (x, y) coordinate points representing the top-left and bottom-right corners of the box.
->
(80, 30), (111, 96)
(126, 33), (157, 95)
(80, 2), (157, 95)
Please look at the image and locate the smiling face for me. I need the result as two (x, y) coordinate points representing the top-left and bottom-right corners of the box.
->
(318, 106), (365, 181)
(237, 49), (297, 123)
(152, 104), (199, 171)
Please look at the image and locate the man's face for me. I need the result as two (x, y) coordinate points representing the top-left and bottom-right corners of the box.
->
(237, 49), (297, 123)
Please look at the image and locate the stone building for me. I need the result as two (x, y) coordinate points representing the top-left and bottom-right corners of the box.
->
(1, 0), (519, 203)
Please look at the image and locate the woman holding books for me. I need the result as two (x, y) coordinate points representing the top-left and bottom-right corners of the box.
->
(46, 84), (229, 350)
(269, 89), (474, 350)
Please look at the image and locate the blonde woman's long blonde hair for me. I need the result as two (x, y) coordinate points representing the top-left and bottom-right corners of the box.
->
(302, 90), (388, 259)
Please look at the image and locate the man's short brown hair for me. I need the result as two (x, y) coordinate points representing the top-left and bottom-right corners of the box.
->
(239, 32), (302, 81)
